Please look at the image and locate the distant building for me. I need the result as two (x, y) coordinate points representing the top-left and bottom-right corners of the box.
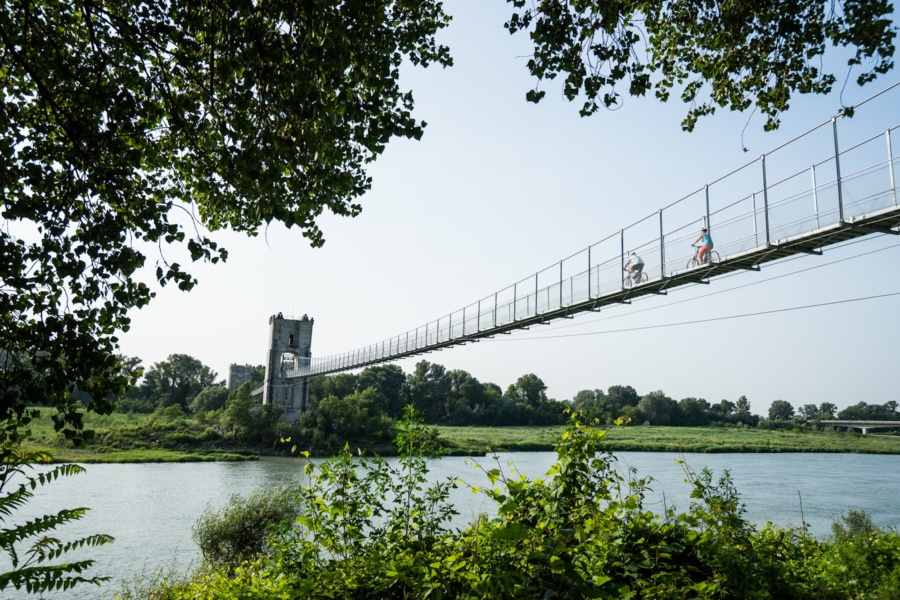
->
(227, 364), (254, 390)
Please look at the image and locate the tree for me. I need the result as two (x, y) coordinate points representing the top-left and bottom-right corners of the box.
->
(222, 381), (281, 442)
(356, 365), (407, 418)
(506, 374), (549, 408)
(735, 396), (753, 422)
(768, 400), (796, 421)
(1, 1), (452, 439)
(638, 391), (677, 426)
(598, 385), (641, 422)
(819, 402), (838, 419)
(677, 397), (711, 427)
(798, 403), (821, 421)
(710, 399), (737, 423)
(404, 361), (451, 423)
(506, 0), (896, 130)
(439, 369), (486, 425)
(139, 354), (217, 410)
(571, 389), (606, 422)
(298, 388), (394, 450)
(189, 384), (229, 415)
(309, 373), (359, 404)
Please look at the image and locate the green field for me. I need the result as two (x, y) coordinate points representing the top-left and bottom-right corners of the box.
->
(23, 409), (900, 462)
(436, 424), (900, 455)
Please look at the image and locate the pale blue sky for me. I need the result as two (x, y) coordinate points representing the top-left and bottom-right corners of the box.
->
(119, 1), (900, 416)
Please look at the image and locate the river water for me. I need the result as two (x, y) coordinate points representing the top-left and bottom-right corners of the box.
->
(5, 451), (900, 599)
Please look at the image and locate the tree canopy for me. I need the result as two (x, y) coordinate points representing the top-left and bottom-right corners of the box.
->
(0, 1), (451, 433)
(1, 0), (895, 439)
(506, 0), (896, 130)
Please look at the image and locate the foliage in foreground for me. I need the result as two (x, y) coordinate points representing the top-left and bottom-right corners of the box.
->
(135, 410), (900, 599)
(0, 439), (113, 594)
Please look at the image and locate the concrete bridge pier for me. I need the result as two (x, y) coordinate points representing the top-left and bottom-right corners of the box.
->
(262, 313), (313, 421)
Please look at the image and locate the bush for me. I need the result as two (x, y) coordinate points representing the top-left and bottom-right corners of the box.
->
(192, 483), (301, 572)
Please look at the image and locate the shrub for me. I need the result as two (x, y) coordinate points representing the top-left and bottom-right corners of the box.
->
(192, 483), (301, 572)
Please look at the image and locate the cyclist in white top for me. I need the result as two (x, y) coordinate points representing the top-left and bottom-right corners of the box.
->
(624, 251), (644, 281)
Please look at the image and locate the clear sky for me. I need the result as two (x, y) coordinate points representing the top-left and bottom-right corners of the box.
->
(118, 1), (900, 417)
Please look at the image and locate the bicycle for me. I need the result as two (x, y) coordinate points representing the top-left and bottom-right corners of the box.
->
(623, 268), (648, 288)
(687, 245), (720, 268)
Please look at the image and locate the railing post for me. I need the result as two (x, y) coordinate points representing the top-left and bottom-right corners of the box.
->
(494, 292), (497, 328)
(888, 129), (897, 206)
(462, 307), (466, 337)
(833, 117), (844, 223)
(658, 209), (665, 278)
(534, 272), (539, 314)
(751, 192), (759, 247)
(762, 154), (771, 246)
(810, 165), (820, 229)
(513, 283), (517, 321)
(558, 261), (563, 308)
(705, 184), (711, 234)
(620, 229), (625, 289)
(587, 246), (592, 298)
(449, 312), (453, 341)
(477, 299), (481, 333)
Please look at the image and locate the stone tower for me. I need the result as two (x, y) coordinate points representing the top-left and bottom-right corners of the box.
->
(262, 313), (313, 421)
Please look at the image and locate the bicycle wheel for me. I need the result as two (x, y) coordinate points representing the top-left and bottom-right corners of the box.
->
(623, 276), (634, 289)
(640, 272), (648, 283)
(687, 257), (699, 269)
(710, 251), (720, 263)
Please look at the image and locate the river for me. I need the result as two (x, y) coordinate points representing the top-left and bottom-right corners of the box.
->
(4, 451), (900, 599)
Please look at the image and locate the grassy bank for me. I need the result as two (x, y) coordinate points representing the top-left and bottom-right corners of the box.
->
(23, 409), (900, 462)
(436, 424), (900, 455)
(23, 409), (261, 463)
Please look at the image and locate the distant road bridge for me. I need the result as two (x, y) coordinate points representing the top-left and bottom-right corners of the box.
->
(262, 87), (900, 417)
(820, 420), (900, 434)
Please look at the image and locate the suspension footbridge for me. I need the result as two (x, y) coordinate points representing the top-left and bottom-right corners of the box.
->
(260, 89), (900, 416)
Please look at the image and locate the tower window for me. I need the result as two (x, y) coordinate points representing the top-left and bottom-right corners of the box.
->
(289, 334), (295, 346)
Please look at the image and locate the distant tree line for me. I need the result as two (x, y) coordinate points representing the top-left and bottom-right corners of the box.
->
(110, 354), (899, 450)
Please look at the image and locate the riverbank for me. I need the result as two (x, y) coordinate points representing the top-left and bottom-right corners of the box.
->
(23, 407), (900, 462)
(22, 444), (258, 463)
